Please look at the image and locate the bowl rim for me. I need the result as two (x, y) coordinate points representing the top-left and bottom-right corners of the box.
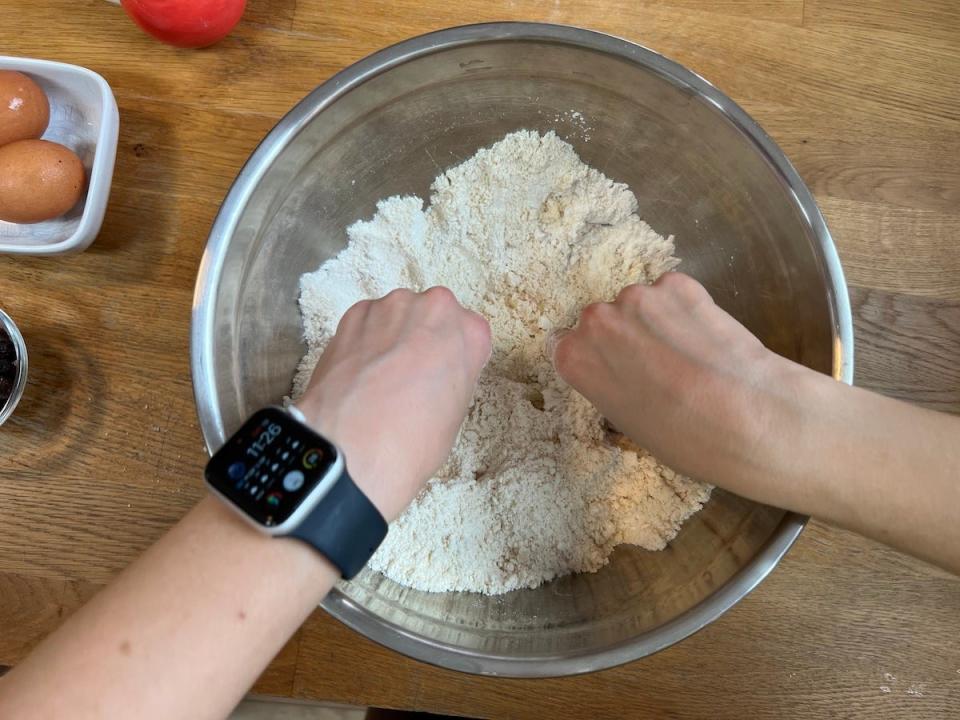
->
(0, 308), (28, 426)
(191, 21), (855, 677)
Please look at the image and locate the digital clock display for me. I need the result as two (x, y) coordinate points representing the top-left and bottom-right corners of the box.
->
(205, 407), (338, 526)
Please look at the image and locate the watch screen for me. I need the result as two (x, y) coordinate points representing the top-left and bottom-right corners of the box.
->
(205, 407), (338, 527)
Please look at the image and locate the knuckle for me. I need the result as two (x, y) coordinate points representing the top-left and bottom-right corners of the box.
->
(616, 283), (647, 304)
(336, 299), (371, 331)
(551, 334), (581, 379)
(345, 298), (372, 317)
(579, 301), (616, 332)
(656, 272), (709, 304)
(382, 287), (413, 302)
(468, 327), (493, 367)
(469, 312), (492, 345)
(552, 336), (571, 371)
(423, 285), (457, 305)
(653, 271), (683, 290)
(580, 301), (610, 322)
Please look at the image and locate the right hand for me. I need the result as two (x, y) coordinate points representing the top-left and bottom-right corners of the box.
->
(551, 272), (788, 486)
(295, 287), (491, 521)
(553, 273), (960, 577)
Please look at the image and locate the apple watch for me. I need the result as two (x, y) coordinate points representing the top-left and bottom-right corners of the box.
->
(204, 406), (387, 579)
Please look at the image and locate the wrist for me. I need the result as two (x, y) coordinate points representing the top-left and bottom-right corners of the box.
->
(292, 398), (401, 521)
(760, 357), (849, 513)
(205, 406), (389, 582)
(717, 351), (826, 507)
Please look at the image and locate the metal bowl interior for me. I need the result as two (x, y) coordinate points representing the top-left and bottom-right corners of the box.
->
(192, 23), (852, 676)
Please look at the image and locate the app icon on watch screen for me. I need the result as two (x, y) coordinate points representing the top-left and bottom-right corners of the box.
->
(302, 449), (324, 469)
(282, 470), (305, 492)
(266, 491), (282, 507)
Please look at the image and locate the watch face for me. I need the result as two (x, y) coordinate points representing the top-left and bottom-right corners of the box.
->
(205, 407), (339, 527)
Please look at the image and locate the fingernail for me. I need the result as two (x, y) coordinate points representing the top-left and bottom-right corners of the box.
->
(545, 328), (571, 364)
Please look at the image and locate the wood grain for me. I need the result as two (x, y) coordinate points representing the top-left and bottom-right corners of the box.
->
(1, 1), (959, 718)
(849, 287), (960, 411)
(822, 198), (960, 299)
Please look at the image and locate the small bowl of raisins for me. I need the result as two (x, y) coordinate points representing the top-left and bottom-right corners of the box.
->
(0, 308), (27, 426)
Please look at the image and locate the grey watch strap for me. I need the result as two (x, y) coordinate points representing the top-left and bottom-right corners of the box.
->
(288, 466), (387, 579)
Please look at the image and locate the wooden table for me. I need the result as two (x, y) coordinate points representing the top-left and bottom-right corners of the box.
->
(2, 1), (959, 717)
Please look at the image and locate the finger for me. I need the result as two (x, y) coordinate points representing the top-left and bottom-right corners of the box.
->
(464, 311), (493, 373)
(545, 327), (572, 365)
(550, 328), (594, 390)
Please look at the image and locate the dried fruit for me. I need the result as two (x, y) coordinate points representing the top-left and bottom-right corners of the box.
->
(0, 325), (17, 408)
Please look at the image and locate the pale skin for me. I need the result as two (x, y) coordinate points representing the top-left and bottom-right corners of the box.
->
(1, 277), (957, 719)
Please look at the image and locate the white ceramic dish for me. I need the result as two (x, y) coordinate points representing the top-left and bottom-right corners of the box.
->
(0, 56), (119, 255)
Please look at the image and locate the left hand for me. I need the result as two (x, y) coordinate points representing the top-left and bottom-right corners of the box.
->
(296, 287), (491, 521)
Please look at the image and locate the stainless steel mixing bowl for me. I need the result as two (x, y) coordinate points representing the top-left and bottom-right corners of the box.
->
(192, 22), (853, 677)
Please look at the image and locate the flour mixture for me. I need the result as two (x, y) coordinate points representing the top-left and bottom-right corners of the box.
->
(293, 130), (711, 594)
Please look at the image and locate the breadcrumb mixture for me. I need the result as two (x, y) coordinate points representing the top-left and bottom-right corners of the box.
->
(294, 131), (711, 594)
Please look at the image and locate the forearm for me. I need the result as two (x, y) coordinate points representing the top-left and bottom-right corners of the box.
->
(0, 289), (488, 719)
(720, 359), (960, 573)
(0, 496), (338, 720)
(552, 275), (959, 573)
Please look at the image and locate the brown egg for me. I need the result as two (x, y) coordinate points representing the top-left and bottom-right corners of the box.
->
(0, 139), (86, 223)
(0, 71), (50, 147)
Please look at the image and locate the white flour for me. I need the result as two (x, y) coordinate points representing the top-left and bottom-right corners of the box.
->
(293, 130), (711, 594)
